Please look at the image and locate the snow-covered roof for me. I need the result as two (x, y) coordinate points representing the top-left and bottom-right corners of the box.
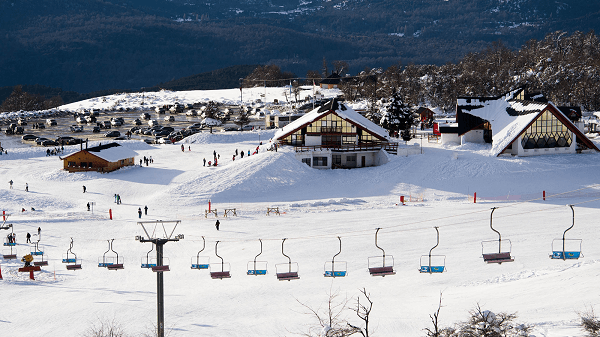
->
(463, 92), (598, 156)
(63, 143), (138, 162)
(274, 100), (389, 141)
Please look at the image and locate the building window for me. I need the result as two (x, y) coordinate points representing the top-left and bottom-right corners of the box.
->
(332, 155), (341, 165)
(313, 157), (328, 166)
(301, 158), (311, 166)
(342, 136), (356, 145)
(521, 110), (572, 149)
(81, 162), (87, 168)
(322, 135), (341, 147)
(68, 161), (75, 167)
(88, 162), (93, 168)
(346, 155), (356, 165)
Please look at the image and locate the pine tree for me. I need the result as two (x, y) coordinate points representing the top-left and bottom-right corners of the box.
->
(380, 91), (415, 140)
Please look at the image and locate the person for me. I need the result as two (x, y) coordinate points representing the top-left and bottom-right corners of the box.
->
(25, 183), (28, 192)
(213, 150), (216, 158)
(26, 232), (31, 243)
(22, 254), (33, 267)
(37, 227), (41, 237)
(138, 207), (142, 218)
(87, 202), (90, 211)
(240, 151), (244, 158)
(247, 150), (250, 157)
(215, 220), (220, 231)
(203, 158), (206, 166)
(140, 159), (142, 166)
(232, 155), (235, 161)
(149, 156), (153, 163)
(235, 149), (238, 156)
(181, 144), (185, 152)
(83, 185), (86, 193)
(117, 194), (121, 204)
(188, 146), (191, 151)
(114, 194), (118, 203)
(144, 205), (148, 215)
(9, 180), (13, 189)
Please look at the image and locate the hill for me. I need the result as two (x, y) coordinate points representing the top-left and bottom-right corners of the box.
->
(1, 0), (599, 92)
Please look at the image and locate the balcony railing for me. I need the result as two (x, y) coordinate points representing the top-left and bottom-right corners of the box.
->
(295, 142), (398, 153)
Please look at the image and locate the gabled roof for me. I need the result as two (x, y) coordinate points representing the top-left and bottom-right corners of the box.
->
(319, 73), (342, 85)
(273, 100), (389, 141)
(461, 92), (599, 156)
(62, 142), (138, 162)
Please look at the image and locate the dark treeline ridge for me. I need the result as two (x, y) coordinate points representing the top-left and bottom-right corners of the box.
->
(2, 0), (599, 92)
(0, 65), (257, 111)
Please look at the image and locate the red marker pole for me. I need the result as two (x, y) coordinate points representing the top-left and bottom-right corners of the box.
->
(208, 200), (211, 212)
(109, 209), (113, 220)
(2, 210), (4, 221)
(400, 196), (405, 205)
(543, 190), (546, 201)
(474, 192), (477, 203)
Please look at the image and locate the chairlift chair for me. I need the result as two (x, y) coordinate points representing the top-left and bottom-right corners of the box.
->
(98, 239), (124, 269)
(3, 236), (16, 247)
(210, 241), (231, 279)
(151, 257), (170, 272)
(62, 238), (82, 270)
(368, 228), (395, 276)
(275, 238), (299, 281)
(550, 205), (583, 260)
(247, 239), (268, 275)
(31, 240), (48, 266)
(191, 236), (210, 270)
(481, 208), (514, 264)
(324, 236), (347, 277)
(106, 239), (124, 270)
(141, 243), (157, 268)
(419, 227), (446, 273)
(2, 245), (17, 259)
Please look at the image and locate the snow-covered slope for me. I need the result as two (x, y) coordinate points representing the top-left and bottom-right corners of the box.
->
(1, 115), (600, 336)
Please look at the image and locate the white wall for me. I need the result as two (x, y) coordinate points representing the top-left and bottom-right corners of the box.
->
(441, 133), (460, 145)
(461, 130), (485, 144)
(305, 135), (321, 146)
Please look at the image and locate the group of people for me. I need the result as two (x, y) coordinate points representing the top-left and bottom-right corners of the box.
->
(45, 147), (63, 156)
(114, 194), (122, 204)
(137, 205), (148, 218)
(141, 156), (153, 166)
(8, 180), (28, 192)
(6, 232), (16, 243)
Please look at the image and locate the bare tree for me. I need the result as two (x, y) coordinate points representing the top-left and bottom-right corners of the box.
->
(347, 288), (373, 337)
(579, 307), (600, 337)
(296, 288), (361, 337)
(82, 318), (128, 337)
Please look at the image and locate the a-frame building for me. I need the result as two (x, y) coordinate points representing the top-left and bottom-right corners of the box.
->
(273, 100), (393, 168)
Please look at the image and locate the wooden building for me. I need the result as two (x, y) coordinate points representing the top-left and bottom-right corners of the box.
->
(61, 143), (137, 173)
(273, 100), (394, 169)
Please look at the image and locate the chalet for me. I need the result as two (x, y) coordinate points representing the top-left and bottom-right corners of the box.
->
(319, 73), (342, 89)
(273, 100), (393, 169)
(440, 87), (599, 156)
(416, 107), (434, 123)
(61, 143), (137, 173)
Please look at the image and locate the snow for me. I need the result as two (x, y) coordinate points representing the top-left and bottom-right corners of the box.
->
(1, 88), (600, 337)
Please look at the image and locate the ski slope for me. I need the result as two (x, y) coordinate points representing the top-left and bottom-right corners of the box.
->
(1, 96), (600, 336)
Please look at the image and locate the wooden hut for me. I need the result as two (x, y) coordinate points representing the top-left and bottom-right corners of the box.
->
(61, 143), (137, 173)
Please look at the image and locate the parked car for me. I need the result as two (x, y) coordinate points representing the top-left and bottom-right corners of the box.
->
(56, 136), (75, 144)
(164, 115), (175, 122)
(186, 110), (197, 116)
(41, 140), (59, 146)
(35, 137), (50, 145)
(92, 126), (101, 133)
(104, 130), (121, 137)
(240, 125), (254, 131)
(133, 118), (142, 125)
(111, 118), (122, 126)
(46, 119), (57, 126)
(157, 137), (172, 144)
(148, 119), (159, 127)
(70, 125), (83, 132)
(140, 112), (151, 120)
(22, 134), (37, 141)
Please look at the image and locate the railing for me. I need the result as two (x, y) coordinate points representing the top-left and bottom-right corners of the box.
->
(295, 143), (392, 153)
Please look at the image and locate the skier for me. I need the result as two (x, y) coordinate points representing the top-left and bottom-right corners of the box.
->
(83, 185), (86, 193)
(240, 151), (244, 158)
(25, 183), (28, 192)
(215, 220), (220, 231)
(232, 155), (235, 161)
(87, 202), (90, 211)
(26, 232), (31, 243)
(114, 194), (118, 203)
(203, 158), (206, 166)
(138, 207), (142, 218)
(9, 180), (13, 189)
(37, 227), (41, 238)
(181, 144), (185, 152)
(188, 146), (191, 151)
(144, 205), (148, 215)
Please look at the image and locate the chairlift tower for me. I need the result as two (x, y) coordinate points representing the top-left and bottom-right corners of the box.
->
(136, 221), (184, 337)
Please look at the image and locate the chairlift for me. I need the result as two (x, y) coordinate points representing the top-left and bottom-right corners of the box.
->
(151, 257), (170, 272)
(3, 224), (15, 247)
(0, 215), (11, 230)
(419, 227), (446, 273)
(368, 228), (395, 276)
(247, 239), (268, 275)
(141, 243), (157, 268)
(62, 238), (82, 270)
(2, 245), (17, 259)
(324, 236), (347, 277)
(550, 205), (583, 260)
(107, 239), (124, 270)
(210, 241), (231, 279)
(275, 238), (299, 281)
(481, 207), (514, 264)
(31, 239), (48, 266)
(191, 236), (210, 270)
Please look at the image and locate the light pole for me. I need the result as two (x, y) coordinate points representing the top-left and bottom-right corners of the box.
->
(136, 221), (184, 337)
